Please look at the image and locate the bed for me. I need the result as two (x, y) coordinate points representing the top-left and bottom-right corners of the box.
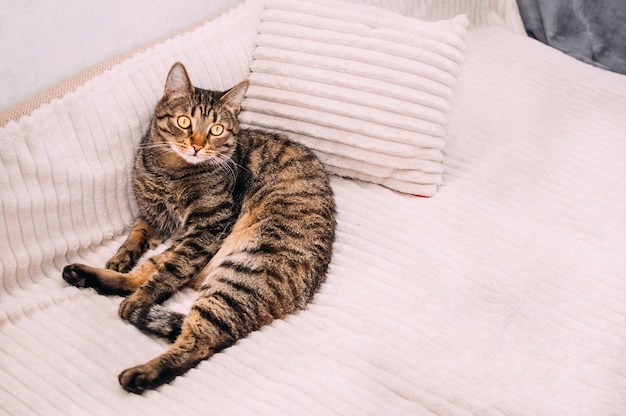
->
(2, 0), (626, 414)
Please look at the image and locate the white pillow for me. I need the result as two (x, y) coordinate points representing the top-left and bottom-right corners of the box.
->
(239, 0), (468, 196)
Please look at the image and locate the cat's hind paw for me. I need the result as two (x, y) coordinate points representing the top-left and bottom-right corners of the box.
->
(119, 362), (184, 394)
(118, 365), (157, 394)
(118, 294), (150, 320)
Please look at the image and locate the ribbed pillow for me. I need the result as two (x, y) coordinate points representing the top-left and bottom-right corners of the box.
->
(239, 0), (468, 196)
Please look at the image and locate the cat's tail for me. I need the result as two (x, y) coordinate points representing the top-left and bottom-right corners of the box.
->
(127, 305), (184, 342)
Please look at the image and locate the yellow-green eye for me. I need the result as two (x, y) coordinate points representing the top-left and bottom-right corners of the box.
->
(177, 115), (191, 129)
(210, 124), (224, 136)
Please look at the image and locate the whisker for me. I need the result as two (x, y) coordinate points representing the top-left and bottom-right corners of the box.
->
(218, 152), (251, 176)
(138, 143), (171, 150)
(210, 154), (238, 190)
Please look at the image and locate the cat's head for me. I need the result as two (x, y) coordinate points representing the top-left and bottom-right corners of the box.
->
(153, 62), (249, 165)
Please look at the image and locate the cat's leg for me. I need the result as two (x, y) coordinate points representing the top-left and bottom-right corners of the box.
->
(106, 218), (161, 273)
(63, 218), (164, 294)
(62, 256), (160, 296)
(117, 223), (229, 318)
(118, 260), (279, 394)
(117, 244), (214, 318)
(118, 334), (209, 393)
(118, 297), (237, 394)
(65, 224), (223, 304)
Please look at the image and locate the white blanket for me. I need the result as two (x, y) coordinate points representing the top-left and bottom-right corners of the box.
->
(2, 0), (626, 415)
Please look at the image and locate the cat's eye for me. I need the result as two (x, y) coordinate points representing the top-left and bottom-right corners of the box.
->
(210, 124), (225, 136)
(177, 115), (191, 129)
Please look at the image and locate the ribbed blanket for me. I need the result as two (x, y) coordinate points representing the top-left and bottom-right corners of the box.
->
(2, 0), (626, 415)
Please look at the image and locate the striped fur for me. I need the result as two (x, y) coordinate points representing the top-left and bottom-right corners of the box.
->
(63, 62), (336, 394)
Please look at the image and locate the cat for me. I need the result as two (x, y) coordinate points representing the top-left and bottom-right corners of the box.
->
(62, 62), (336, 394)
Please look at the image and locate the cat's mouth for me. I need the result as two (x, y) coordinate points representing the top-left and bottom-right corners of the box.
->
(170, 143), (208, 165)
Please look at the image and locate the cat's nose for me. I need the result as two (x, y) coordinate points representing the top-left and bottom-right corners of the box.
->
(191, 143), (203, 153)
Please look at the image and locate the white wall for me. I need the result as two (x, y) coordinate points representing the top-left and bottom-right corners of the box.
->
(0, 0), (244, 111)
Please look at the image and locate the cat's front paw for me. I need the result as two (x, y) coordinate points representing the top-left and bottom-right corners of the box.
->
(106, 251), (135, 273)
(63, 263), (130, 296)
(63, 263), (98, 289)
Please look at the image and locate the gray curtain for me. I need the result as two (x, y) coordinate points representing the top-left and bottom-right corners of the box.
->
(516, 0), (626, 74)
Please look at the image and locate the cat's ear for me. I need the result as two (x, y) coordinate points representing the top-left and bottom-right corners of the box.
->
(164, 62), (193, 100)
(218, 80), (249, 115)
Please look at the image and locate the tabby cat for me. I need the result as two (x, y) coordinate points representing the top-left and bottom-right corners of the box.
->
(62, 62), (336, 394)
